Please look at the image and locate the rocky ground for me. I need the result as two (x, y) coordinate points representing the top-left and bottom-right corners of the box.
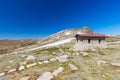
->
(0, 27), (120, 80)
(0, 36), (120, 80)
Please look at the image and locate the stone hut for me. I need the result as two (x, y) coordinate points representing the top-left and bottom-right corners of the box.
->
(74, 33), (107, 50)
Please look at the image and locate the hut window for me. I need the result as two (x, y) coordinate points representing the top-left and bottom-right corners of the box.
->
(88, 39), (90, 44)
(98, 39), (101, 43)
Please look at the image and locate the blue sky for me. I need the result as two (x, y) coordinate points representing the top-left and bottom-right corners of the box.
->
(0, 0), (120, 39)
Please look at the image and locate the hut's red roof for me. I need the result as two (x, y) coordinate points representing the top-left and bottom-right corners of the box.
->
(78, 34), (106, 37)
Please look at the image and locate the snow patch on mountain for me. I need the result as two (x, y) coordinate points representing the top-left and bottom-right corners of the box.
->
(65, 31), (71, 35)
(18, 38), (75, 52)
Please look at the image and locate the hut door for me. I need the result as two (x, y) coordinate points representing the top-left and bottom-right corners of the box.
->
(88, 39), (90, 44)
(99, 39), (101, 43)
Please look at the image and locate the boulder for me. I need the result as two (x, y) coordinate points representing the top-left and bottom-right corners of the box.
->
(68, 63), (78, 71)
(52, 67), (64, 76)
(37, 72), (54, 80)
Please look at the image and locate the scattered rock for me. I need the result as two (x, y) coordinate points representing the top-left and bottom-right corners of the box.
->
(111, 62), (120, 67)
(39, 55), (48, 61)
(7, 69), (16, 73)
(26, 55), (36, 61)
(68, 63), (78, 71)
(0, 72), (5, 76)
(81, 52), (88, 57)
(52, 67), (64, 76)
(6, 66), (11, 69)
(68, 56), (74, 60)
(21, 54), (26, 58)
(19, 66), (25, 71)
(59, 49), (64, 53)
(20, 61), (27, 65)
(97, 60), (106, 65)
(52, 52), (56, 55)
(43, 60), (49, 64)
(49, 58), (56, 62)
(19, 76), (30, 80)
(38, 62), (43, 64)
(75, 53), (79, 56)
(26, 63), (37, 68)
(9, 60), (14, 63)
(56, 55), (68, 62)
(37, 72), (54, 80)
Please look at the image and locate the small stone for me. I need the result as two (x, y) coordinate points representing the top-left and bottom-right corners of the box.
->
(19, 76), (30, 80)
(38, 62), (43, 64)
(52, 52), (56, 55)
(75, 53), (79, 56)
(19, 66), (25, 71)
(102, 75), (106, 78)
(0, 72), (5, 76)
(43, 60), (49, 64)
(9, 60), (14, 63)
(37, 72), (54, 80)
(68, 63), (78, 71)
(111, 62), (120, 67)
(20, 61), (27, 65)
(56, 55), (68, 62)
(21, 55), (26, 58)
(50, 58), (56, 62)
(52, 67), (64, 76)
(97, 60), (106, 65)
(81, 52), (88, 57)
(26, 63), (37, 68)
(26, 55), (36, 61)
(7, 69), (17, 73)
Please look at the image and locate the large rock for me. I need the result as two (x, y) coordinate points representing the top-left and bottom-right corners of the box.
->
(111, 62), (120, 67)
(37, 72), (54, 80)
(19, 76), (30, 80)
(56, 55), (68, 62)
(68, 63), (78, 71)
(52, 67), (64, 76)
(26, 55), (36, 61)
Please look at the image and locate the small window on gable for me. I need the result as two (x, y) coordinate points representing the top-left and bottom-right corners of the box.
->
(88, 39), (90, 44)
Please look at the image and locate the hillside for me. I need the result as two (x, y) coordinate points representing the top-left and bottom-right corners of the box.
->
(0, 27), (120, 80)
(0, 39), (42, 54)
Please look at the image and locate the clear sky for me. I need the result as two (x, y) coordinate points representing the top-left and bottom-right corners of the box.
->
(0, 0), (120, 39)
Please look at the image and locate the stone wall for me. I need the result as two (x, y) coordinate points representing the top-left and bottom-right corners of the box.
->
(73, 39), (107, 51)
